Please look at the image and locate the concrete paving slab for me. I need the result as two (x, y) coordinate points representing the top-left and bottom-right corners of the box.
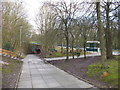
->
(46, 82), (61, 88)
(20, 77), (31, 81)
(31, 74), (41, 77)
(32, 77), (43, 81)
(63, 83), (85, 88)
(18, 84), (32, 88)
(30, 71), (40, 74)
(17, 54), (96, 88)
(42, 76), (53, 79)
(18, 80), (32, 87)
(32, 80), (46, 84)
(33, 82), (48, 88)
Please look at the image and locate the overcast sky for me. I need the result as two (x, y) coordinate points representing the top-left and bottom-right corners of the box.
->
(19, 0), (101, 30)
(7, 0), (97, 31)
(23, 0), (44, 30)
(2, 0), (116, 30)
(20, 0), (115, 30)
(21, 0), (84, 30)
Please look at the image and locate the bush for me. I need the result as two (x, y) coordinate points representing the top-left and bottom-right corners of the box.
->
(3, 42), (14, 51)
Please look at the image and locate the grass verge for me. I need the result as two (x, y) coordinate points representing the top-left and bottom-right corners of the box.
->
(46, 52), (91, 58)
(2, 56), (23, 88)
(87, 56), (120, 88)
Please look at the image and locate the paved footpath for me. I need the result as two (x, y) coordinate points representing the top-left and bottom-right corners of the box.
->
(45, 52), (101, 61)
(45, 51), (120, 61)
(18, 54), (97, 88)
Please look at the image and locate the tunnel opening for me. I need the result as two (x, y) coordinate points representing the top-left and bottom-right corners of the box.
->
(27, 42), (41, 54)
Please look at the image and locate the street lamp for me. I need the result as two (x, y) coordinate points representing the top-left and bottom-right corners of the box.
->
(20, 24), (22, 57)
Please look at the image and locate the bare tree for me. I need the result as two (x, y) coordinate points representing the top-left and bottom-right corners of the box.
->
(96, 2), (106, 62)
(2, 1), (32, 54)
(49, 1), (81, 60)
(36, 2), (58, 49)
(100, 1), (120, 59)
(105, 1), (113, 59)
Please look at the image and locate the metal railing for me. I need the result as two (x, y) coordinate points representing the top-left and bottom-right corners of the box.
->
(0, 48), (20, 59)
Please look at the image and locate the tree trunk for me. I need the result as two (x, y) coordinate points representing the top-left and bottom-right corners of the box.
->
(83, 42), (86, 59)
(72, 39), (74, 59)
(66, 34), (69, 60)
(105, 2), (113, 59)
(70, 32), (75, 59)
(61, 38), (63, 53)
(65, 22), (69, 60)
(96, 2), (106, 62)
(83, 29), (87, 59)
(118, 6), (120, 50)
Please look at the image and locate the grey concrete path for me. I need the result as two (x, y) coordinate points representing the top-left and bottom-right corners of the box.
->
(18, 54), (96, 88)
(45, 52), (101, 61)
(45, 51), (120, 61)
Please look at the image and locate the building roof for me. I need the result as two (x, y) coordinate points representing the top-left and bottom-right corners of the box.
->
(86, 41), (100, 43)
(30, 41), (41, 45)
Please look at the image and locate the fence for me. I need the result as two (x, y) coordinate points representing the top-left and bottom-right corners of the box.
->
(0, 48), (20, 59)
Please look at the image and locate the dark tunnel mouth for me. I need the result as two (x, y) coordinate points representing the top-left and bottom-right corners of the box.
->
(28, 50), (41, 54)
(25, 43), (42, 54)
(36, 48), (41, 54)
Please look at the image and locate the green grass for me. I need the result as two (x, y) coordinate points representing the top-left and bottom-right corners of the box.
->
(46, 52), (72, 58)
(113, 55), (120, 60)
(51, 52), (65, 57)
(87, 57), (119, 87)
(113, 50), (120, 52)
(46, 51), (91, 58)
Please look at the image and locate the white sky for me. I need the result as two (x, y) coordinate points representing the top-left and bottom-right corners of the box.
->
(13, 0), (115, 30)
(1, 0), (83, 33)
(22, 0), (69, 30)
(22, 0), (82, 30)
(6, 0), (96, 31)
(23, 0), (44, 30)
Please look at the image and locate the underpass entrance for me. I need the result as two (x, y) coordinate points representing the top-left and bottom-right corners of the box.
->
(27, 42), (41, 54)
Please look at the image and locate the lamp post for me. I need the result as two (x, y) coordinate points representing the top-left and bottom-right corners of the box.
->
(20, 24), (22, 57)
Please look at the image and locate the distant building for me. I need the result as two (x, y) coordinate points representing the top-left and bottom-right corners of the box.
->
(86, 41), (100, 52)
